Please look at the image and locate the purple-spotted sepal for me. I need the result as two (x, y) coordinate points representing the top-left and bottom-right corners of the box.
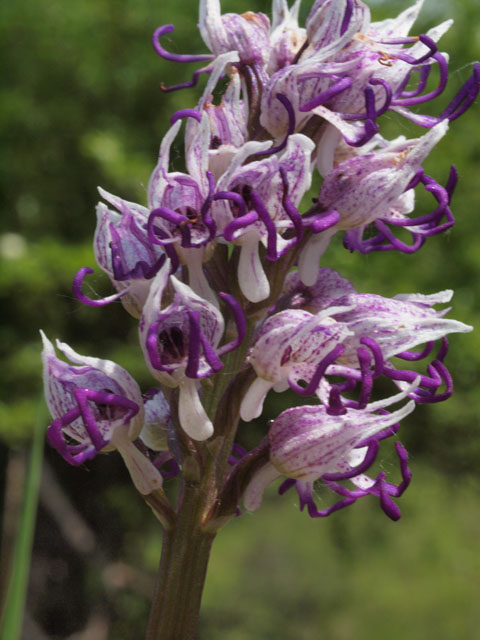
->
(199, 0), (271, 67)
(332, 289), (473, 367)
(267, 0), (306, 74)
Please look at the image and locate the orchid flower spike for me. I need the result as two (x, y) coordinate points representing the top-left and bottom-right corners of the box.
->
(40, 331), (163, 495)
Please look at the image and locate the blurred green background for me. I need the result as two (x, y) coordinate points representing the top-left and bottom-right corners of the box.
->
(1, 0), (479, 638)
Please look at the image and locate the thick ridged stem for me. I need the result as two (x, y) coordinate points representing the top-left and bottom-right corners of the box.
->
(145, 482), (216, 640)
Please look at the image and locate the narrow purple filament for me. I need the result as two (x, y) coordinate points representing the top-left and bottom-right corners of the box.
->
(161, 67), (213, 93)
(217, 292), (247, 356)
(300, 77), (352, 112)
(340, 0), (354, 36)
(222, 211), (259, 242)
(170, 109), (203, 125)
(152, 25), (214, 63)
(392, 53), (448, 106)
(249, 190), (278, 261)
(73, 267), (129, 307)
(251, 94), (296, 158)
(47, 389), (139, 466)
(288, 343), (345, 396)
(278, 165), (304, 253)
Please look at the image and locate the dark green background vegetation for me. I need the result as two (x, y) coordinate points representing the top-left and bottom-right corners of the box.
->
(1, 0), (479, 637)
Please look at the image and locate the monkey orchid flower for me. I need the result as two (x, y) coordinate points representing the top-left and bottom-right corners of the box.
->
(243, 382), (417, 520)
(139, 260), (245, 440)
(73, 191), (171, 318)
(41, 332), (163, 495)
(298, 120), (449, 285)
(240, 305), (352, 421)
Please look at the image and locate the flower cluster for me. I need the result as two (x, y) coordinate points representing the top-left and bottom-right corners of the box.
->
(42, 0), (476, 521)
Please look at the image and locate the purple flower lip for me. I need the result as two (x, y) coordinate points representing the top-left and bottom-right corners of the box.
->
(344, 165), (457, 256)
(216, 166), (305, 259)
(41, 333), (144, 466)
(392, 61), (480, 128)
(140, 261), (246, 383)
(262, 382), (418, 520)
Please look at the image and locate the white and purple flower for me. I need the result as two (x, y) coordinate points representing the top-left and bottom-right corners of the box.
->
(139, 260), (245, 440)
(243, 381), (418, 520)
(41, 332), (163, 494)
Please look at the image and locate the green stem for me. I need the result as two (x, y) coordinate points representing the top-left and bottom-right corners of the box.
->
(146, 482), (216, 640)
(145, 307), (263, 638)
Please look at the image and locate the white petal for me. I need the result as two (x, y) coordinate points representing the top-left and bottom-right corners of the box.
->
(178, 246), (219, 308)
(112, 428), (164, 495)
(297, 228), (336, 286)
(178, 379), (214, 440)
(199, 0), (228, 53)
(197, 51), (239, 110)
(240, 377), (274, 422)
(148, 121), (182, 207)
(366, 376), (421, 412)
(393, 290), (453, 305)
(316, 124), (341, 177)
(243, 462), (281, 511)
(238, 235), (270, 303)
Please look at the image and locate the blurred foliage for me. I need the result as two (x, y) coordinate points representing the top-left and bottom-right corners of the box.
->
(1, 0), (479, 637)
